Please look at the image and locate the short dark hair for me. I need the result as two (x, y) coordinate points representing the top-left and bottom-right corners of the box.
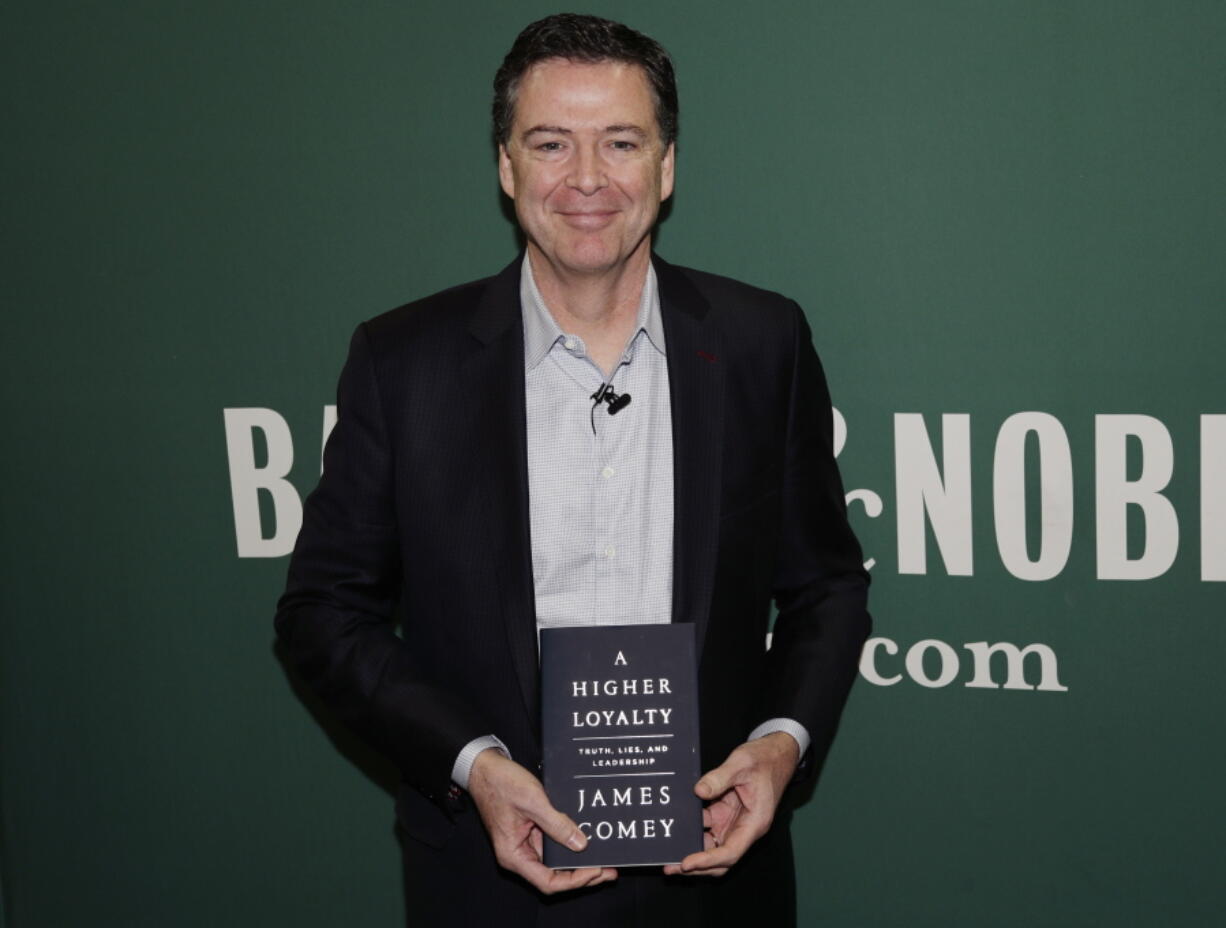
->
(492, 13), (678, 148)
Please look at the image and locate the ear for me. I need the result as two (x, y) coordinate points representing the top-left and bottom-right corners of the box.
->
(498, 144), (516, 199)
(660, 142), (675, 202)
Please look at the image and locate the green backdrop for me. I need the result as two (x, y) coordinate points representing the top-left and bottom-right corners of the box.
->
(3, 1), (1223, 925)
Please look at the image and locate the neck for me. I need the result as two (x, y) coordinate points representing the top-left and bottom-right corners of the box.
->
(527, 243), (652, 377)
(528, 243), (650, 327)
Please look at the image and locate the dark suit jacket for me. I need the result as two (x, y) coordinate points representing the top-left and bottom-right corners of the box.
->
(275, 255), (870, 927)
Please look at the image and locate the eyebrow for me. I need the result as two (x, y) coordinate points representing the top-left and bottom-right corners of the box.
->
(604, 125), (648, 138)
(520, 124), (650, 141)
(522, 125), (572, 139)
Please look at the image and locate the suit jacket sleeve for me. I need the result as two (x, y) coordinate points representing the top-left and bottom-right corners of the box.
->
(274, 323), (490, 803)
(758, 302), (871, 775)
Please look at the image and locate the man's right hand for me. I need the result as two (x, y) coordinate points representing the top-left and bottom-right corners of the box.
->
(467, 748), (619, 895)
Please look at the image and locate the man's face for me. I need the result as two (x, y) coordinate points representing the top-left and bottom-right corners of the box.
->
(498, 58), (675, 278)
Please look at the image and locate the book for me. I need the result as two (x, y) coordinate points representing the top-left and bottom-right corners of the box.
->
(539, 623), (703, 869)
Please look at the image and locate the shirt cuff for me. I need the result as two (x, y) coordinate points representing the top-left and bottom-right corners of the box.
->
(451, 735), (511, 791)
(747, 718), (810, 758)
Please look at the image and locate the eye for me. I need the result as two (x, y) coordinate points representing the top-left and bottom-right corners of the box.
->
(609, 140), (638, 151)
(536, 140), (565, 153)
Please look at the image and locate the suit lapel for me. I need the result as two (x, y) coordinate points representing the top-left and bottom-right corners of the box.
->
(656, 257), (726, 659)
(464, 258), (541, 735)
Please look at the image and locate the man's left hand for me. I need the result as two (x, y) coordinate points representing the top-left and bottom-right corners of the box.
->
(663, 731), (799, 878)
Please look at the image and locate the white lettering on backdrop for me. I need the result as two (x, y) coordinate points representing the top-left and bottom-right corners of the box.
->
(222, 406), (1223, 581)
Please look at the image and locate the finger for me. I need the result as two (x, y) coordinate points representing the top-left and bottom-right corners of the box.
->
(677, 845), (741, 873)
(591, 867), (619, 886)
(669, 833), (726, 875)
(547, 866), (608, 891)
(664, 859), (729, 878)
(694, 763), (734, 800)
(527, 799), (588, 853)
(706, 796), (744, 845)
(663, 839), (711, 879)
(546, 866), (619, 892)
(515, 860), (606, 895)
(678, 820), (758, 873)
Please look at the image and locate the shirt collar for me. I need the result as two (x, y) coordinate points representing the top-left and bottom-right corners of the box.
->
(520, 254), (666, 371)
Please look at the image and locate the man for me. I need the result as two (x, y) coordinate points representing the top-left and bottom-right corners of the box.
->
(276, 13), (870, 927)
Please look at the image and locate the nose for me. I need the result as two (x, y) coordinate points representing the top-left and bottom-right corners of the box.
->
(567, 143), (607, 195)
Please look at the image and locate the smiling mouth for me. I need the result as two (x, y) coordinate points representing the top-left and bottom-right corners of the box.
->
(558, 210), (618, 229)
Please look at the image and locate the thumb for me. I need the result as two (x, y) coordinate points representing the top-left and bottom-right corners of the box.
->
(532, 799), (589, 852)
(695, 764), (732, 800)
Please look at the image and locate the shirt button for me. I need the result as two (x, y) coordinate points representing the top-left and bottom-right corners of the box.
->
(601, 466), (616, 479)
(564, 338), (577, 350)
(604, 545), (616, 559)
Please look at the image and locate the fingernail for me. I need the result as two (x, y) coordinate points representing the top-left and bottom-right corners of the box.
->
(568, 832), (586, 851)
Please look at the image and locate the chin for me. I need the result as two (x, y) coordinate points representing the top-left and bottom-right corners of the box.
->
(557, 241), (624, 274)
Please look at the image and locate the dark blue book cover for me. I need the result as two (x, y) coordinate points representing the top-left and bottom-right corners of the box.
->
(540, 623), (703, 868)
